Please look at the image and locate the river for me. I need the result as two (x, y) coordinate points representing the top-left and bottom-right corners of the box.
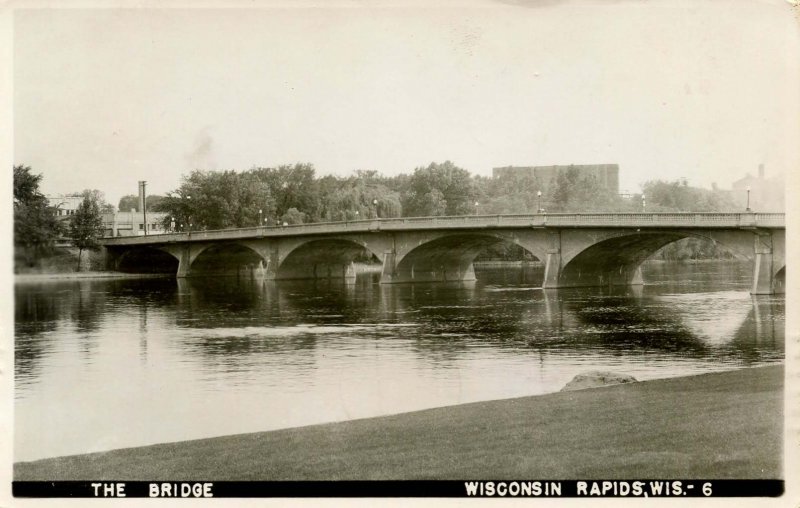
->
(14, 260), (784, 462)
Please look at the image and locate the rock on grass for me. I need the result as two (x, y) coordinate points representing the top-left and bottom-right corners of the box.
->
(561, 371), (638, 391)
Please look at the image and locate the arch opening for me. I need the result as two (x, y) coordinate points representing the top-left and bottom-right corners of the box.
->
(393, 234), (542, 284)
(277, 239), (381, 280)
(116, 247), (180, 274)
(560, 232), (751, 288)
(190, 243), (265, 277)
(774, 266), (786, 294)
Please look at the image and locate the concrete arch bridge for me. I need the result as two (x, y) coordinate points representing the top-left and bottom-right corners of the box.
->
(101, 212), (786, 294)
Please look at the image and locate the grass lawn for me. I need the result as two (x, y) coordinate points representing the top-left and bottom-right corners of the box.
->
(14, 365), (783, 480)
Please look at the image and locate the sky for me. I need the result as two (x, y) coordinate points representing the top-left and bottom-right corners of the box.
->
(11, 0), (800, 207)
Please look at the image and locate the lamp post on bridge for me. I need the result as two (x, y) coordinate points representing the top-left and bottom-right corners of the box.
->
(474, 201), (479, 215)
(186, 195), (192, 232)
(258, 209), (263, 227)
(746, 186), (751, 211)
(373, 199), (378, 219)
(537, 191), (542, 213)
(641, 193), (646, 212)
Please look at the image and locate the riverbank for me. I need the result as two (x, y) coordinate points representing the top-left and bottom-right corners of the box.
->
(14, 364), (783, 480)
(14, 271), (171, 283)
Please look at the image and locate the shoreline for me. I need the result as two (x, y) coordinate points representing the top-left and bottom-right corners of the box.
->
(13, 271), (172, 283)
(13, 364), (784, 480)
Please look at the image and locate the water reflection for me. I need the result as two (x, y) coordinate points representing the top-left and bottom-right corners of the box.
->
(14, 261), (784, 461)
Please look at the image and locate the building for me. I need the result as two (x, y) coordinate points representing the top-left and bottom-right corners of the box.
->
(48, 184), (170, 238)
(101, 211), (170, 237)
(492, 164), (620, 196)
(46, 194), (84, 217)
(730, 164), (785, 212)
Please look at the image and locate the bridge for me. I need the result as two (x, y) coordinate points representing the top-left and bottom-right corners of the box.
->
(101, 212), (786, 294)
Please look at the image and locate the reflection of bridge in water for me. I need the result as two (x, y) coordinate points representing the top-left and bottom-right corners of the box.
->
(102, 212), (786, 294)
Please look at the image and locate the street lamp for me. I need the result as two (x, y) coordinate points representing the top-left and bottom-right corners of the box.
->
(373, 199), (378, 219)
(258, 208), (263, 226)
(537, 191), (542, 213)
(186, 195), (192, 232)
(170, 216), (175, 233)
(474, 201), (479, 215)
(746, 186), (751, 211)
(641, 193), (646, 212)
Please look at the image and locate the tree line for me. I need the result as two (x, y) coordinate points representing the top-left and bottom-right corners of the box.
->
(119, 162), (741, 233)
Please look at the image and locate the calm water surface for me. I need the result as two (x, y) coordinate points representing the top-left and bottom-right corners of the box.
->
(15, 261), (784, 461)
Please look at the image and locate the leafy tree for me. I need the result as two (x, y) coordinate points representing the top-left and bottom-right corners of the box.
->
(69, 195), (105, 271)
(281, 207), (307, 225)
(402, 161), (474, 216)
(13, 165), (63, 267)
(316, 172), (403, 221)
(548, 167), (618, 212)
(72, 189), (115, 214)
(641, 180), (737, 212)
(155, 169), (276, 231)
(253, 163), (320, 221)
(118, 194), (166, 212)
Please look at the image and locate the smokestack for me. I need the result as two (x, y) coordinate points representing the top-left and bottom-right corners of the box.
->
(758, 164), (765, 180)
(138, 181), (148, 236)
(138, 181), (146, 212)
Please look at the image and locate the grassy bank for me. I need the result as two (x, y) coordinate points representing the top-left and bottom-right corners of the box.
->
(14, 365), (783, 480)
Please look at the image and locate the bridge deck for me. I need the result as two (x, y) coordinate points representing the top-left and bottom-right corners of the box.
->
(101, 212), (785, 246)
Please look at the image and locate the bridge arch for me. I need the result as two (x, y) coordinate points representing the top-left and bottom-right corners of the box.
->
(556, 229), (757, 288)
(115, 247), (180, 273)
(390, 232), (546, 283)
(274, 238), (384, 280)
(771, 265), (786, 294)
(188, 243), (267, 277)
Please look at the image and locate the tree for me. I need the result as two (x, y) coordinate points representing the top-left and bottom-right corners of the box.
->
(69, 195), (105, 271)
(253, 163), (320, 221)
(401, 161), (474, 217)
(641, 180), (738, 212)
(13, 165), (63, 267)
(281, 207), (306, 225)
(118, 194), (166, 212)
(73, 189), (115, 214)
(548, 167), (618, 212)
(154, 169), (276, 231)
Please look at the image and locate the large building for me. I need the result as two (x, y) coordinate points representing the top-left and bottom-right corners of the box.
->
(46, 194), (84, 218)
(48, 188), (170, 238)
(101, 211), (170, 237)
(730, 164), (785, 212)
(492, 164), (620, 195)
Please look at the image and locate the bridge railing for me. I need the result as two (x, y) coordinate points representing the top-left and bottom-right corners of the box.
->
(101, 212), (785, 245)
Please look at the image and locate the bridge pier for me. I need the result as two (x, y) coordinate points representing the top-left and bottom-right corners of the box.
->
(542, 251), (561, 289)
(380, 251), (397, 284)
(751, 233), (775, 295)
(175, 247), (192, 278)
